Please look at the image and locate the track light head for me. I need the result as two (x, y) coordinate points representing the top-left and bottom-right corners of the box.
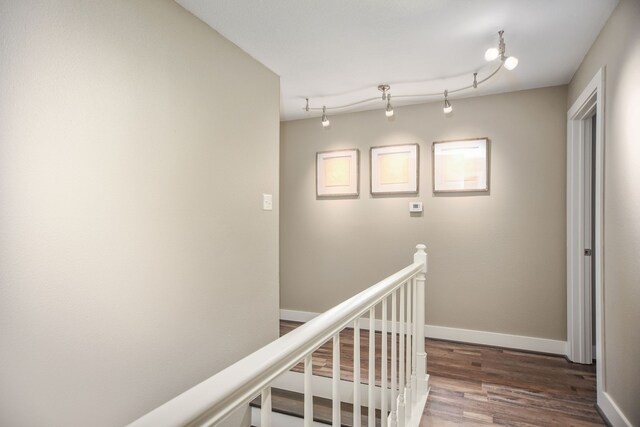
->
(504, 56), (519, 70)
(385, 94), (394, 117)
(321, 106), (330, 127)
(443, 90), (452, 114)
(495, 30), (518, 70)
(486, 30), (505, 62)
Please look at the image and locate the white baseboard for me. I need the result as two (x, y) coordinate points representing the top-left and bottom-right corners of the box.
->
(280, 309), (567, 356)
(424, 324), (567, 355)
(598, 391), (633, 427)
(280, 309), (317, 323)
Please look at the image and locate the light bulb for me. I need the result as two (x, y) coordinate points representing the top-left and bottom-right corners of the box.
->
(484, 47), (499, 61)
(504, 56), (519, 70)
(385, 108), (394, 118)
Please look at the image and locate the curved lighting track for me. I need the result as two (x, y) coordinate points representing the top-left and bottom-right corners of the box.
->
(304, 30), (518, 124)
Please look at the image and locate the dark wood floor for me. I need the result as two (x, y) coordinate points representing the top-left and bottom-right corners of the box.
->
(280, 320), (605, 426)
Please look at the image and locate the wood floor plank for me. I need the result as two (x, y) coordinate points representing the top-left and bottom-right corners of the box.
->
(280, 320), (605, 426)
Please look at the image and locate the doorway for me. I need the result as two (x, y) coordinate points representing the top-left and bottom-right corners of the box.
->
(566, 68), (604, 393)
(580, 113), (596, 361)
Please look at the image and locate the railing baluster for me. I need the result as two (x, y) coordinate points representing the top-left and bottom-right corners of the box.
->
(353, 318), (361, 427)
(368, 307), (375, 427)
(397, 283), (405, 427)
(261, 387), (272, 427)
(405, 281), (412, 422)
(390, 290), (397, 427)
(333, 334), (341, 427)
(411, 278), (418, 407)
(304, 354), (313, 427)
(381, 298), (388, 427)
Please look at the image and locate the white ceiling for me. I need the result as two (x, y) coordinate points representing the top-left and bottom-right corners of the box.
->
(175, 0), (618, 121)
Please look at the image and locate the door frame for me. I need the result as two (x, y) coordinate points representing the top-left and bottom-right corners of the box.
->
(566, 68), (604, 384)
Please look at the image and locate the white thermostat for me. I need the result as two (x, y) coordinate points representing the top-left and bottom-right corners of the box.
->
(409, 202), (423, 213)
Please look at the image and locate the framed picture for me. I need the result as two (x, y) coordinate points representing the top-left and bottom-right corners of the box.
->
(370, 144), (419, 195)
(432, 138), (489, 193)
(316, 149), (360, 197)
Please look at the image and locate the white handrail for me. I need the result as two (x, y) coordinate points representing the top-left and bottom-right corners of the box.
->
(128, 246), (428, 427)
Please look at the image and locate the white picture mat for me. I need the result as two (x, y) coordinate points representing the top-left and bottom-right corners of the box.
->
(433, 138), (488, 192)
(370, 144), (419, 194)
(316, 149), (359, 197)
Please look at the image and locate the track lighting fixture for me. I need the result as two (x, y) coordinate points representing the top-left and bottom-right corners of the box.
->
(321, 106), (330, 127)
(378, 84), (394, 117)
(443, 90), (452, 114)
(485, 30), (518, 71)
(306, 30), (518, 126)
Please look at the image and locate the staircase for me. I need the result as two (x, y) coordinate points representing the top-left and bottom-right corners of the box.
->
(249, 364), (389, 427)
(249, 388), (381, 427)
(128, 244), (430, 427)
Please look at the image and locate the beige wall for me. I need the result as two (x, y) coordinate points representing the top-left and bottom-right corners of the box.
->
(281, 86), (567, 341)
(568, 0), (640, 424)
(0, 1), (279, 426)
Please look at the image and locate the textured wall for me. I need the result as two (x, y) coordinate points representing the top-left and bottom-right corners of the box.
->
(0, 1), (279, 426)
(281, 86), (567, 341)
(568, 0), (640, 424)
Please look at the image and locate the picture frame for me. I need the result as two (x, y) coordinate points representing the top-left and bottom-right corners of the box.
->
(316, 149), (360, 198)
(370, 143), (419, 195)
(432, 137), (490, 193)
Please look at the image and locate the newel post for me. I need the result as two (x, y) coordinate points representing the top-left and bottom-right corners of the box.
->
(413, 244), (429, 397)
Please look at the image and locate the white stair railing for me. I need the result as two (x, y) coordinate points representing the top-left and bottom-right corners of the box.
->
(128, 244), (430, 427)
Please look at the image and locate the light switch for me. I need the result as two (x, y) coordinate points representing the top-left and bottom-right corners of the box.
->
(263, 194), (273, 211)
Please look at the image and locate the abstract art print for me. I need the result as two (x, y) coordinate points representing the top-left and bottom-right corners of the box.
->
(316, 149), (360, 197)
(433, 138), (489, 193)
(370, 144), (419, 195)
